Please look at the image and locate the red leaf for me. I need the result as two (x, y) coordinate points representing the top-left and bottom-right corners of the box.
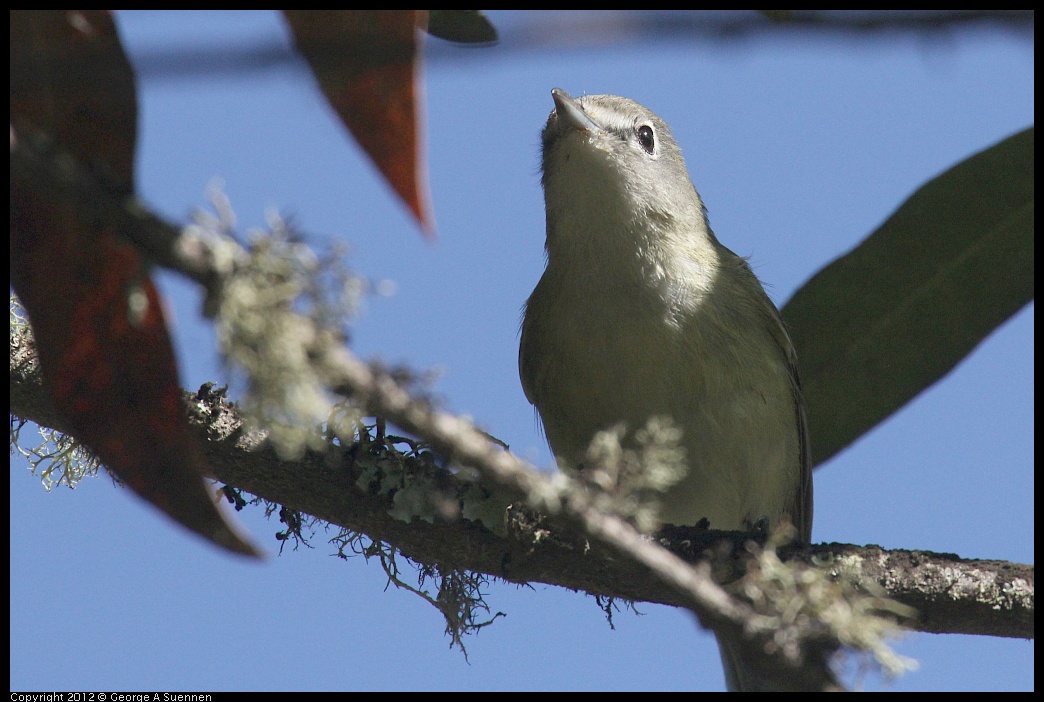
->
(284, 10), (435, 236)
(10, 11), (260, 557)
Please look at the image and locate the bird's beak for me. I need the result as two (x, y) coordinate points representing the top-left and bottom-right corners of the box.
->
(552, 88), (601, 134)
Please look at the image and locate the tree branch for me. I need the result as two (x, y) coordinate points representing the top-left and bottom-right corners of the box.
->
(10, 334), (1034, 641)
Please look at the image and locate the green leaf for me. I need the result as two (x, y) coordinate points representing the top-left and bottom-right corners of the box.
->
(783, 126), (1034, 468)
(426, 11), (498, 45)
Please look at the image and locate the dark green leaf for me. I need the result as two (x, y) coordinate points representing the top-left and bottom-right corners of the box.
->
(783, 127), (1034, 468)
(426, 10), (498, 45)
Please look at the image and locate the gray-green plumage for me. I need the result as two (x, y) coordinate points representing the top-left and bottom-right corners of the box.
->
(520, 89), (812, 690)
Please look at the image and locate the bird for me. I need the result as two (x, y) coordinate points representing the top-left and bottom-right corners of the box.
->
(519, 88), (812, 690)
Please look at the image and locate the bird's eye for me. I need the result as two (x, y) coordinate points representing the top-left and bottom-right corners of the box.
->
(636, 124), (655, 154)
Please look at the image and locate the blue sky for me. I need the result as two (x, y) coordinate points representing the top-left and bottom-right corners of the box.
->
(10, 11), (1033, 691)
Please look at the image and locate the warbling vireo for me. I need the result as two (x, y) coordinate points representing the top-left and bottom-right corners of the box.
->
(519, 89), (813, 691)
